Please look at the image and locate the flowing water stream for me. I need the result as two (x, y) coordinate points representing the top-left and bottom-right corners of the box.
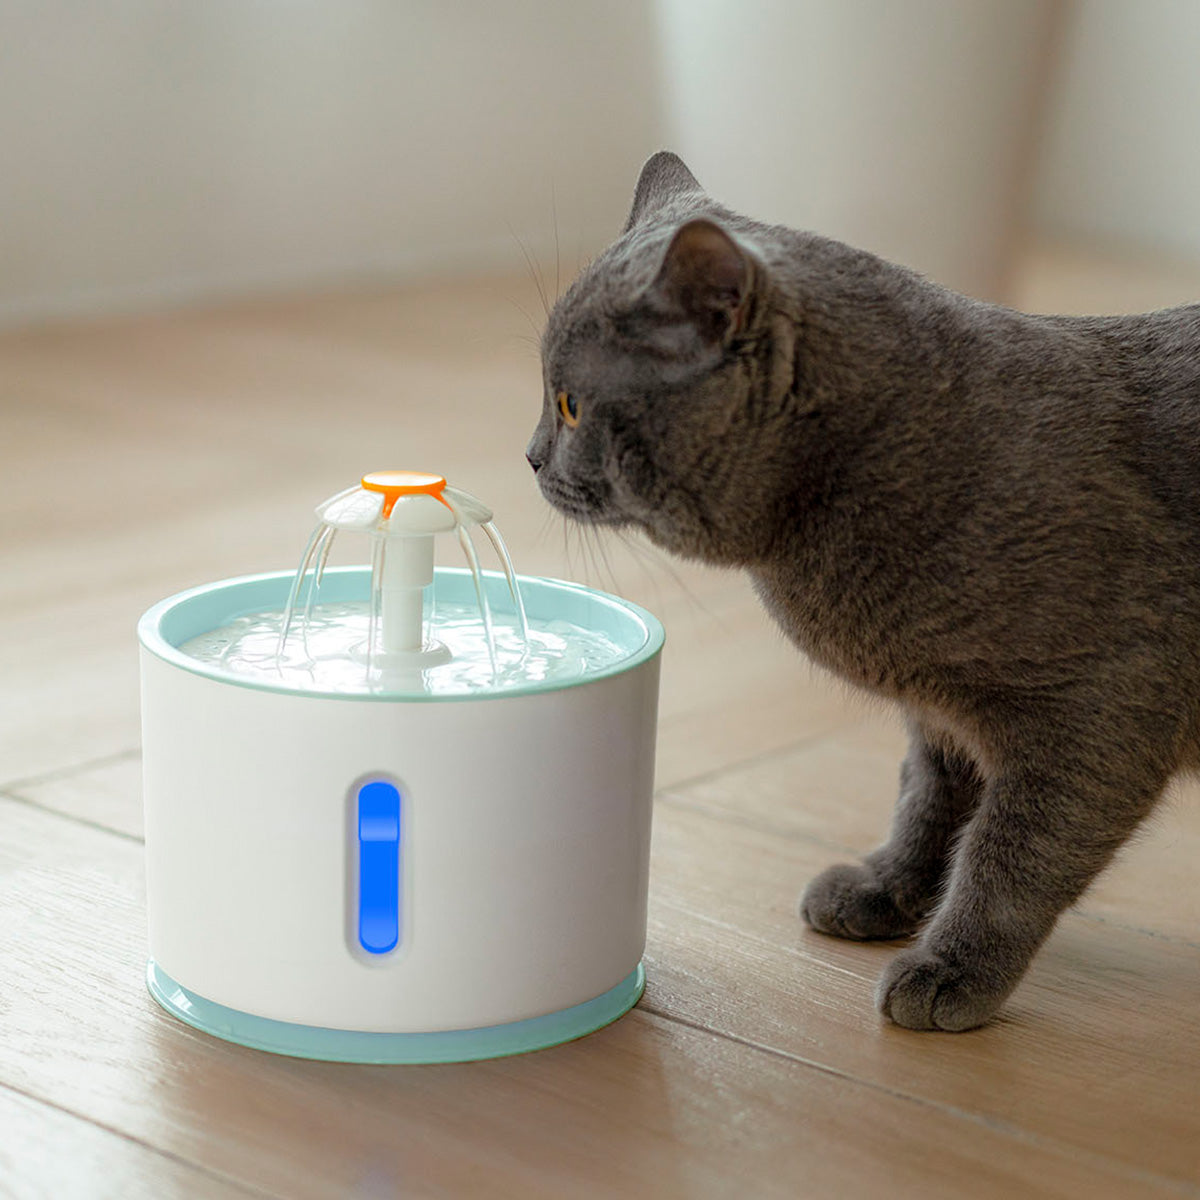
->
(179, 474), (628, 697)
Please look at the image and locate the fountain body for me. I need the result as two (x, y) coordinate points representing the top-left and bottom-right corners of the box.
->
(138, 477), (663, 1062)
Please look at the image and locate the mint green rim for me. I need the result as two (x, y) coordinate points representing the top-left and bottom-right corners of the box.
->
(147, 959), (645, 1063)
(137, 566), (664, 703)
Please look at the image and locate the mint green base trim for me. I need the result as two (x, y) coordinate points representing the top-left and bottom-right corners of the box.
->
(146, 960), (645, 1064)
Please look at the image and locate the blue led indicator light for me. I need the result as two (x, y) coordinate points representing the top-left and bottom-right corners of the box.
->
(357, 780), (401, 954)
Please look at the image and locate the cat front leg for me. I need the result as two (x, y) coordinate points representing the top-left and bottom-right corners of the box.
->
(877, 760), (1165, 1031)
(800, 721), (982, 939)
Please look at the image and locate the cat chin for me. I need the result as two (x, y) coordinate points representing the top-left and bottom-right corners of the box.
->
(565, 510), (631, 531)
(536, 481), (628, 528)
(541, 494), (627, 529)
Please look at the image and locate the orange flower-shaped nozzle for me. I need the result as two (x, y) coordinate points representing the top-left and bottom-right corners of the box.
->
(361, 470), (447, 518)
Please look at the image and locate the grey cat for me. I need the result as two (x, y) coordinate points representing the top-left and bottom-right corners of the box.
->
(526, 151), (1200, 1032)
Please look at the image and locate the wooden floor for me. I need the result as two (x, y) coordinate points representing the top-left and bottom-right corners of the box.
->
(1, 243), (1197, 1199)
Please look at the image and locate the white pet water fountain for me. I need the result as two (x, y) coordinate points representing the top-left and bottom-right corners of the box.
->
(138, 471), (663, 1062)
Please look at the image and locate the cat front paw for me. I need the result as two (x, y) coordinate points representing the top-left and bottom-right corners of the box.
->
(800, 862), (919, 941)
(876, 948), (1006, 1032)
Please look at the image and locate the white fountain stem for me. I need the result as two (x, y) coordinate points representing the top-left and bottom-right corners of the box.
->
(381, 534), (434, 654)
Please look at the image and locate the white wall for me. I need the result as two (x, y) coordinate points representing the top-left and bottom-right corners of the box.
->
(0, 2), (663, 324)
(6, 2), (1195, 326)
(654, 0), (1059, 299)
(1033, 0), (1200, 264)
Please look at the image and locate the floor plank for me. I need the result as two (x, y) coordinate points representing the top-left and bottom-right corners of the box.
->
(0, 797), (1182, 1200)
(0, 1086), (258, 1200)
(645, 798), (1200, 1186)
(664, 712), (1200, 946)
(5, 258), (1200, 1196)
(4, 752), (144, 841)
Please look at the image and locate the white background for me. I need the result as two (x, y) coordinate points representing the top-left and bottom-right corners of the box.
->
(1, 0), (1196, 325)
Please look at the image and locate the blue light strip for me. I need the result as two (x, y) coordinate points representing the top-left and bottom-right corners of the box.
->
(357, 780), (401, 954)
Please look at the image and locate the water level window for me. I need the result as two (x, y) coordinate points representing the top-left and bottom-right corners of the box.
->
(357, 780), (401, 954)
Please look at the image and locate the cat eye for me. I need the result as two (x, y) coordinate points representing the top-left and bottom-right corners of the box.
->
(557, 391), (580, 428)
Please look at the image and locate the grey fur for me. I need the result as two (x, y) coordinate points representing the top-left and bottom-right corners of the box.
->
(527, 150), (1200, 1031)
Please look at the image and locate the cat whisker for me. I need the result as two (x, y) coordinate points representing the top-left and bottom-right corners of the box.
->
(576, 522), (598, 589)
(530, 506), (556, 550)
(507, 296), (544, 343)
(562, 514), (584, 584)
(575, 525), (591, 587)
(612, 526), (717, 623)
(607, 527), (661, 596)
(560, 514), (571, 577)
(508, 222), (550, 318)
(582, 524), (606, 593)
(603, 526), (658, 600)
(551, 180), (561, 305)
(591, 525), (624, 597)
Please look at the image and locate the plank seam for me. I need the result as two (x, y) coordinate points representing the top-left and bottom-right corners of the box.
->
(654, 791), (1200, 951)
(655, 723), (854, 796)
(0, 1078), (283, 1200)
(0, 746), (141, 794)
(634, 1006), (1200, 1198)
(0, 789), (143, 845)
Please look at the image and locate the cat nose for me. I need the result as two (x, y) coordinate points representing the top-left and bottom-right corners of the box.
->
(526, 426), (551, 474)
(525, 436), (546, 474)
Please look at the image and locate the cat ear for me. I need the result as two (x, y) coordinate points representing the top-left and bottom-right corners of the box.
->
(625, 151), (704, 232)
(647, 218), (754, 346)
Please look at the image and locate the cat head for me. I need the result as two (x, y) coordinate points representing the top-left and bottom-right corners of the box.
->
(527, 152), (793, 566)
